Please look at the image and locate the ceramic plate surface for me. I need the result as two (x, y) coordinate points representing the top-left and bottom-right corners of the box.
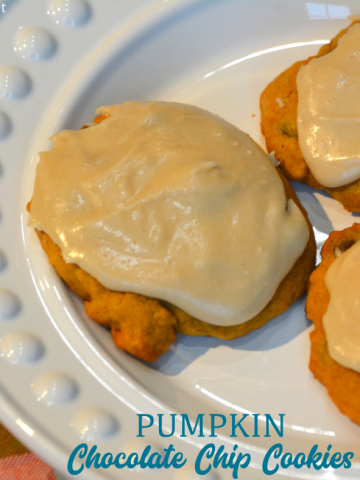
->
(0, 0), (359, 479)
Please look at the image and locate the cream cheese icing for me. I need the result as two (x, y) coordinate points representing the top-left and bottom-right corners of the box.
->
(29, 101), (309, 326)
(297, 23), (360, 188)
(324, 241), (360, 372)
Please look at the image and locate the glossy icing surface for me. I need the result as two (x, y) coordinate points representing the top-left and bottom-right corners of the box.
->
(297, 23), (360, 188)
(30, 101), (309, 326)
(324, 241), (360, 372)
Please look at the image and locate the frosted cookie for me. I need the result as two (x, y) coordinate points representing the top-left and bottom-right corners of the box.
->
(306, 224), (360, 425)
(261, 21), (360, 212)
(29, 101), (316, 361)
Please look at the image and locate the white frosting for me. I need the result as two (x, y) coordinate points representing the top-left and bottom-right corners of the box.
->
(297, 23), (360, 188)
(30, 101), (309, 326)
(324, 241), (360, 372)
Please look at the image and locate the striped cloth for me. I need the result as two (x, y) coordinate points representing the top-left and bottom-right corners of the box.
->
(0, 424), (66, 479)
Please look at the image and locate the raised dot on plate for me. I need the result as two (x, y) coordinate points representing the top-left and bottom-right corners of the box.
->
(0, 67), (31, 99)
(0, 332), (45, 365)
(73, 408), (118, 441)
(47, 0), (91, 27)
(0, 289), (21, 320)
(14, 27), (57, 60)
(0, 112), (11, 139)
(0, 251), (7, 272)
(33, 372), (79, 406)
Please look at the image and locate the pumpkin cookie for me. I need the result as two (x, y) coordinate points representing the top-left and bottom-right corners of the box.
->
(29, 103), (315, 362)
(306, 224), (360, 425)
(260, 21), (360, 212)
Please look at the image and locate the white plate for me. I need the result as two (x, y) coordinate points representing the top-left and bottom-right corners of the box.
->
(0, 0), (359, 479)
